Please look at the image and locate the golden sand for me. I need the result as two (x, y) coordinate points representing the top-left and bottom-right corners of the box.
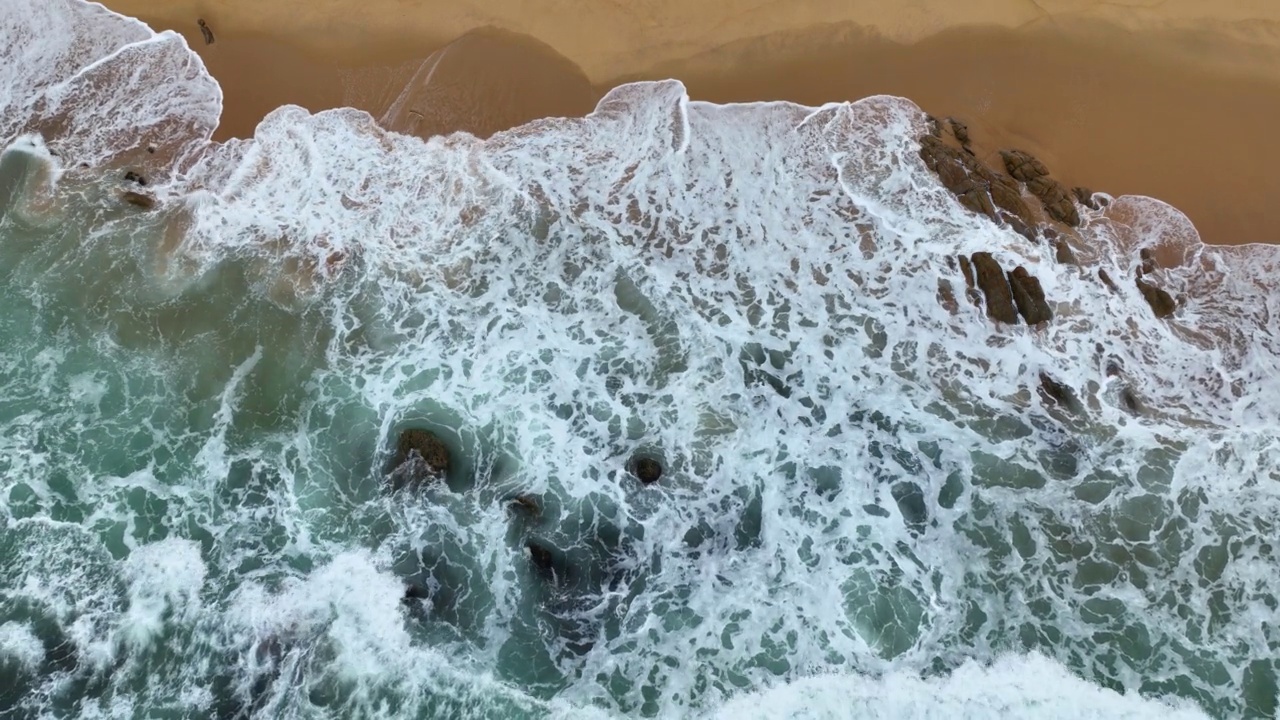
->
(97, 0), (1280, 245)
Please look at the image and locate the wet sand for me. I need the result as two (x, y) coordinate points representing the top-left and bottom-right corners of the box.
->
(97, 0), (1280, 246)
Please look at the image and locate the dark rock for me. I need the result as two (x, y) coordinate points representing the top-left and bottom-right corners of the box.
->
(146, 146), (155, 154)
(999, 149), (1081, 226)
(402, 583), (430, 603)
(1000, 149), (1049, 182)
(120, 190), (155, 210)
(525, 539), (566, 583)
(919, 136), (1035, 232)
(123, 171), (147, 186)
(1007, 266), (1053, 325)
(957, 254), (982, 306)
(925, 115), (942, 138)
(1136, 277), (1176, 318)
(1038, 372), (1080, 412)
(630, 456), (663, 485)
(197, 18), (215, 45)
(1098, 269), (1120, 294)
(1073, 186), (1101, 210)
(389, 428), (450, 487)
(507, 494), (541, 516)
(947, 117), (971, 146)
(970, 252), (1018, 324)
(1053, 237), (1078, 265)
(958, 254), (976, 289)
(1138, 248), (1157, 277)
(1119, 386), (1141, 414)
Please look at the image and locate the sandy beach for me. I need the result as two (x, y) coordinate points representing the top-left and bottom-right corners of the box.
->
(97, 0), (1280, 246)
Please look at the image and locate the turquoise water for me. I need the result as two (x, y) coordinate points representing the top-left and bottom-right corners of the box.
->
(1, 2), (1279, 718)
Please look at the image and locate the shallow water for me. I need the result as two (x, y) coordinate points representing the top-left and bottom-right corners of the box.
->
(1, 1), (1278, 718)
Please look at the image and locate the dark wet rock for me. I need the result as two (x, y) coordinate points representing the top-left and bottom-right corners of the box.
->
(123, 171), (147, 186)
(389, 428), (450, 487)
(197, 18), (215, 45)
(925, 114), (942, 138)
(630, 456), (663, 485)
(919, 136), (1035, 234)
(970, 252), (1018, 324)
(1098, 269), (1120, 294)
(1119, 386), (1141, 414)
(1136, 277), (1176, 318)
(1053, 237), (1078, 265)
(947, 117), (971, 147)
(958, 254), (976, 288)
(525, 539), (567, 583)
(1138, 248), (1157, 277)
(402, 582), (430, 603)
(1038, 372), (1080, 413)
(1073, 186), (1101, 210)
(999, 149), (1081, 226)
(506, 494), (541, 516)
(119, 190), (155, 210)
(1007, 266), (1053, 325)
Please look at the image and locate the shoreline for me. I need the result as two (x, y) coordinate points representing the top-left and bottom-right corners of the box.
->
(95, 0), (1280, 246)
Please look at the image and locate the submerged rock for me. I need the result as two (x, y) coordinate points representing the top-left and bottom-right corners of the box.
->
(525, 538), (568, 584)
(999, 149), (1081, 226)
(970, 252), (1018, 324)
(123, 170), (147, 186)
(119, 190), (155, 210)
(1038, 372), (1080, 413)
(506, 494), (541, 516)
(1007, 266), (1052, 325)
(388, 428), (450, 488)
(629, 455), (663, 485)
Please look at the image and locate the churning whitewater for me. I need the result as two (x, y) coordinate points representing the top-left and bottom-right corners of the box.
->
(1, 0), (1277, 718)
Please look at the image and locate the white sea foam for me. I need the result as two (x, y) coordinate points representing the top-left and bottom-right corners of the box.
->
(710, 653), (1211, 720)
(1, 1), (1278, 718)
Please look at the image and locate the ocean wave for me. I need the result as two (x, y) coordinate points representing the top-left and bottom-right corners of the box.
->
(1, 1), (1278, 718)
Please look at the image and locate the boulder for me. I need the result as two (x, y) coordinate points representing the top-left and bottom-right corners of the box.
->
(970, 252), (1018, 324)
(1098, 269), (1120, 294)
(1136, 277), (1176, 318)
(1007, 266), (1053, 325)
(389, 428), (450, 488)
(1053, 237), (1078, 265)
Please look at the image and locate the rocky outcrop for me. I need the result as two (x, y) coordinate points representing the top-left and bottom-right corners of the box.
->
(970, 252), (1019, 324)
(919, 135), (1036, 239)
(388, 428), (450, 488)
(999, 149), (1081, 227)
(1007, 266), (1053, 324)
